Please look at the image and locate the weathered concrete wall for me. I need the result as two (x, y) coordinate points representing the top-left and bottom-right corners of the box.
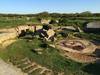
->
(56, 39), (98, 63)
(0, 32), (17, 47)
(56, 39), (96, 54)
(0, 25), (42, 47)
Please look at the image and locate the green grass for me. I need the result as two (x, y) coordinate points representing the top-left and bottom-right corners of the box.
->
(0, 17), (39, 28)
(0, 38), (91, 75)
(74, 32), (100, 41)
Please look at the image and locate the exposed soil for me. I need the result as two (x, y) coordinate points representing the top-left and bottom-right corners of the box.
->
(0, 59), (27, 75)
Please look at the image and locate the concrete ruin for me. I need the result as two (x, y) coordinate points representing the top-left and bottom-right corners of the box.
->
(41, 19), (51, 24)
(84, 21), (100, 34)
(0, 25), (42, 47)
(0, 24), (56, 47)
(56, 38), (99, 63)
(56, 39), (96, 54)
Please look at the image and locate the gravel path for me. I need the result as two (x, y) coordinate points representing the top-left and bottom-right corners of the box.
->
(0, 59), (27, 75)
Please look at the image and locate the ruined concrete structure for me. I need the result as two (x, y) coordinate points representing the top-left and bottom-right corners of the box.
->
(41, 19), (50, 24)
(56, 39), (96, 54)
(0, 25), (42, 47)
(84, 21), (100, 33)
(46, 29), (55, 41)
(56, 39), (99, 63)
(0, 33), (17, 47)
(0, 24), (56, 47)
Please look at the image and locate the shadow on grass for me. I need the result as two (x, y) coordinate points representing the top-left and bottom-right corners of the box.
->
(82, 63), (100, 75)
(93, 48), (100, 57)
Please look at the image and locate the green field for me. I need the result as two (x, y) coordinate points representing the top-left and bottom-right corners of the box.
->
(0, 17), (39, 28)
(0, 38), (99, 75)
(0, 14), (100, 75)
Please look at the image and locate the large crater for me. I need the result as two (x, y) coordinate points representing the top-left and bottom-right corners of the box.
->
(56, 39), (97, 54)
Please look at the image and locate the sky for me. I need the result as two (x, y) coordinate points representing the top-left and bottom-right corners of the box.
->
(0, 0), (100, 14)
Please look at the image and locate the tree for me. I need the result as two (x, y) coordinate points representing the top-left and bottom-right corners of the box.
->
(37, 12), (50, 19)
(80, 11), (92, 17)
(59, 18), (67, 25)
(43, 24), (51, 30)
(49, 19), (57, 24)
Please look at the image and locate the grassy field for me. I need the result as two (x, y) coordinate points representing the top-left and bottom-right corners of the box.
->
(0, 38), (92, 75)
(0, 16), (100, 75)
(0, 17), (39, 28)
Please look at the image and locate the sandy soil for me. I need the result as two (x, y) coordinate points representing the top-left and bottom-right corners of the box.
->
(0, 59), (27, 75)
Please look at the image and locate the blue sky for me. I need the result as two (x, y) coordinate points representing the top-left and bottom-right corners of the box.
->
(0, 0), (100, 14)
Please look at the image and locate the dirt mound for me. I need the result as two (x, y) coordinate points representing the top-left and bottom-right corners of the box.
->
(56, 39), (98, 63)
(56, 39), (96, 54)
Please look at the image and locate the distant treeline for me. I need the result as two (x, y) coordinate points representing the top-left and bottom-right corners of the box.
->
(0, 11), (100, 18)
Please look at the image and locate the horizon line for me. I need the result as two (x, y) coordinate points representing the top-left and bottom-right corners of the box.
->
(0, 11), (100, 15)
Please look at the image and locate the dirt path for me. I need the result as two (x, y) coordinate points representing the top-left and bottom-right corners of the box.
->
(0, 59), (27, 75)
